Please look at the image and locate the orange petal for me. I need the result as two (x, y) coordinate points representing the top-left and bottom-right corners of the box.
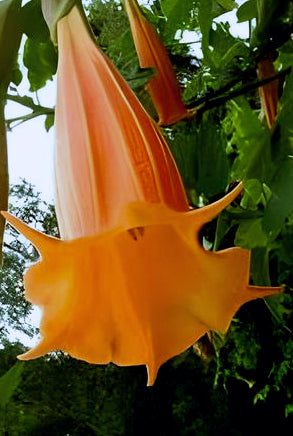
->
(55, 6), (189, 240)
(1, 211), (59, 256)
(124, 0), (190, 126)
(257, 58), (279, 129)
(121, 183), (243, 248)
(3, 204), (282, 386)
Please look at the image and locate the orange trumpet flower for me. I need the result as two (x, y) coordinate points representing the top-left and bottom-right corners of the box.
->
(2, 6), (281, 385)
(123, 0), (190, 126)
(257, 57), (279, 129)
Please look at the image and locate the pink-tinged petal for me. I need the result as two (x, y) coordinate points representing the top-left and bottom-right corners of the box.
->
(55, 6), (189, 239)
(124, 0), (190, 126)
(257, 58), (279, 129)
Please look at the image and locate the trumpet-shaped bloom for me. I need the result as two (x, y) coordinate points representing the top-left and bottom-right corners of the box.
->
(53, 5), (188, 239)
(2, 6), (282, 385)
(257, 58), (279, 129)
(123, 0), (190, 126)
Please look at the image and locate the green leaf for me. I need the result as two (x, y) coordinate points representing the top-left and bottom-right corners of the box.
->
(216, 0), (237, 12)
(278, 41), (293, 70)
(265, 292), (293, 325)
(276, 226), (293, 266)
(161, 0), (196, 35)
(263, 157), (293, 240)
(21, 0), (50, 42)
(23, 38), (57, 91)
(168, 123), (198, 196)
(182, 69), (213, 103)
(10, 64), (22, 86)
(229, 97), (271, 181)
(0, 362), (23, 409)
(6, 94), (36, 109)
(251, 0), (290, 50)
(221, 41), (250, 65)
(241, 179), (267, 210)
(250, 247), (271, 285)
(235, 219), (268, 249)
(256, 0), (280, 26)
(236, 0), (257, 23)
(214, 211), (234, 250)
(106, 29), (140, 82)
(195, 115), (229, 198)
(209, 22), (239, 67)
(21, 0), (60, 91)
(198, 0), (214, 68)
(212, 0), (236, 18)
(44, 113), (54, 131)
(285, 404), (293, 418)
(0, 0), (22, 87)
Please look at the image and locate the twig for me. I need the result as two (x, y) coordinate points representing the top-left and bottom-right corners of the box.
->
(187, 67), (291, 116)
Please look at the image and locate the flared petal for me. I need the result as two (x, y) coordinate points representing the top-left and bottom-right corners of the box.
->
(124, 0), (190, 126)
(257, 58), (279, 128)
(55, 6), (189, 240)
(1, 200), (282, 386)
(1, 211), (59, 256)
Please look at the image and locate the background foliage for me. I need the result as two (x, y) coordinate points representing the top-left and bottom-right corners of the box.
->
(1, 0), (293, 434)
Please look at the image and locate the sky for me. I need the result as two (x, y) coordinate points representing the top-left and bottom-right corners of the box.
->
(6, 79), (56, 203)
(5, 0), (249, 346)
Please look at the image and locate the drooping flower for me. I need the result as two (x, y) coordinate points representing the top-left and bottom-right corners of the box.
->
(123, 0), (190, 126)
(257, 57), (279, 129)
(2, 5), (282, 385)
(52, 4), (188, 240)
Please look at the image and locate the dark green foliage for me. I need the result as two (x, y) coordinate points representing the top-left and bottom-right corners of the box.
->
(21, 0), (57, 91)
(0, 362), (23, 409)
(23, 38), (57, 92)
(251, 0), (293, 56)
(161, 0), (199, 37)
(168, 112), (229, 203)
(21, 0), (50, 42)
(0, 343), (292, 435)
(237, 0), (257, 23)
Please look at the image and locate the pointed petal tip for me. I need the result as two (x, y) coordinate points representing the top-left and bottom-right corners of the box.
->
(1, 210), (10, 219)
(157, 107), (193, 127)
(146, 362), (160, 386)
(213, 181), (244, 212)
(190, 181), (244, 226)
(1, 211), (31, 237)
(17, 352), (32, 361)
(1, 211), (60, 253)
(17, 340), (55, 361)
(247, 284), (284, 300)
(230, 181), (243, 195)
